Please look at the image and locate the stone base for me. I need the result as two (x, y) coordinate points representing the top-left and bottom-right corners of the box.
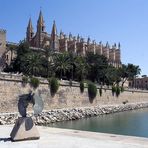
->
(10, 117), (40, 141)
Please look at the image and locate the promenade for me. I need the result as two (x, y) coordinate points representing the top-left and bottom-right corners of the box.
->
(0, 125), (148, 148)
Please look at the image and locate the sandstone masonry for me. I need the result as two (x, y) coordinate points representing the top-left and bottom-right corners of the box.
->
(0, 75), (148, 112)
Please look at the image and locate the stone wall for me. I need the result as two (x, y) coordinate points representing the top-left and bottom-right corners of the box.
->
(1, 102), (148, 125)
(0, 78), (148, 113)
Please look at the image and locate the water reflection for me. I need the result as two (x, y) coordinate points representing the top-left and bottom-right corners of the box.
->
(49, 108), (148, 138)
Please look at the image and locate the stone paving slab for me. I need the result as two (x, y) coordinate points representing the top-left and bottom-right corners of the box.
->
(0, 125), (148, 148)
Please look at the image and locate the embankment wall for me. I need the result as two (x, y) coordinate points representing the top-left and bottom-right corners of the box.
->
(0, 77), (148, 113)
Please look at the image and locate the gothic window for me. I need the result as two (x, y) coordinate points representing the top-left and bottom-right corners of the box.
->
(42, 26), (44, 32)
(31, 33), (33, 38)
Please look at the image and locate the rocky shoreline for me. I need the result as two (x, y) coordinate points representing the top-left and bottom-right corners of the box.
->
(1, 102), (148, 125)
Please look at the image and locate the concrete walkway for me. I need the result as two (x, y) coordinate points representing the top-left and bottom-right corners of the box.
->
(0, 125), (148, 148)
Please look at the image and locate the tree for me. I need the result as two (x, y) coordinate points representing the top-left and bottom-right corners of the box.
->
(86, 52), (108, 83)
(118, 64), (128, 87)
(75, 55), (88, 81)
(105, 65), (121, 86)
(127, 63), (141, 80)
(68, 52), (76, 81)
(24, 52), (43, 76)
(49, 77), (59, 97)
(54, 52), (71, 79)
(88, 82), (97, 103)
(118, 64), (141, 87)
(11, 41), (44, 76)
(43, 47), (55, 77)
(11, 41), (30, 72)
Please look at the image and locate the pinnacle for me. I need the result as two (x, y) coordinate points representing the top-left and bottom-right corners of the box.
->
(38, 10), (44, 24)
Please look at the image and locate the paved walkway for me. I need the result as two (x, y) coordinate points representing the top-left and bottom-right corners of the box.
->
(0, 125), (148, 148)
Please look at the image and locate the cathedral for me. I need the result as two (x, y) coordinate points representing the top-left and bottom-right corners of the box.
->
(0, 10), (122, 70)
(26, 11), (122, 68)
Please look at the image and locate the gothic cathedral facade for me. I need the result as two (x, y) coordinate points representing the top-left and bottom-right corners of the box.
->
(26, 11), (121, 68)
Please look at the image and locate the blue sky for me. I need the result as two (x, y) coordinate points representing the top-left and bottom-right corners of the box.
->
(0, 0), (148, 75)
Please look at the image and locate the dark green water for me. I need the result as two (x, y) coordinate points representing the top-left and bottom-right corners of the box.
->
(49, 108), (148, 138)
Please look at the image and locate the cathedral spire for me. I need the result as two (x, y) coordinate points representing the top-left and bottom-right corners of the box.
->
(77, 34), (80, 42)
(38, 10), (44, 24)
(27, 18), (33, 31)
(87, 37), (91, 44)
(60, 29), (62, 34)
(106, 41), (109, 48)
(51, 20), (57, 38)
(60, 29), (64, 39)
(69, 32), (72, 41)
(26, 17), (34, 42)
(51, 20), (57, 41)
(50, 20), (59, 51)
(118, 42), (121, 49)
(37, 10), (45, 32)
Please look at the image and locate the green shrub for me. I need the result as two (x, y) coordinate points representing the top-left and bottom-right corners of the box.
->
(99, 88), (102, 97)
(69, 79), (72, 87)
(22, 76), (28, 86)
(80, 81), (84, 93)
(84, 80), (88, 87)
(120, 87), (124, 93)
(122, 100), (128, 105)
(30, 77), (40, 89)
(50, 77), (59, 97)
(88, 82), (97, 103)
(116, 86), (120, 97)
(47, 78), (51, 85)
(112, 86), (116, 96)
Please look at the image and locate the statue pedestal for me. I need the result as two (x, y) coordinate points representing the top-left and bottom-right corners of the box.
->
(10, 117), (40, 141)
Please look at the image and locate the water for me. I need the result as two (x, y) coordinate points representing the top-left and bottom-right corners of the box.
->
(48, 108), (148, 138)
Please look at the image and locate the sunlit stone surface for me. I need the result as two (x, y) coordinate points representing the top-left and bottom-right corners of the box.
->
(1, 125), (148, 148)
(10, 117), (40, 141)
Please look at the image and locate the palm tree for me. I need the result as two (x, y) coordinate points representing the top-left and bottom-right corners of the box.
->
(105, 65), (121, 86)
(54, 52), (71, 79)
(118, 64), (128, 87)
(127, 64), (141, 80)
(75, 56), (88, 81)
(85, 52), (108, 83)
(23, 52), (43, 76)
(68, 52), (77, 81)
(44, 46), (55, 77)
